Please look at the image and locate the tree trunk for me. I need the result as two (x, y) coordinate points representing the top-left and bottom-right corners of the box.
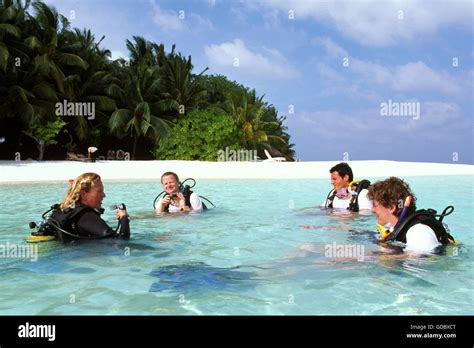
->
(22, 131), (45, 161)
(132, 135), (138, 160)
(38, 141), (45, 161)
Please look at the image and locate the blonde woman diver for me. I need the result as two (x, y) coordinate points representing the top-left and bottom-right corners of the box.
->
(49, 172), (130, 242)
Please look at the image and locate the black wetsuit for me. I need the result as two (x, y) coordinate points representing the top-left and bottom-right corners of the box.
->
(51, 207), (130, 242)
(75, 210), (130, 239)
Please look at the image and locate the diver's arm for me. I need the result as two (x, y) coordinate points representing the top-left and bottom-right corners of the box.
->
(156, 196), (171, 213)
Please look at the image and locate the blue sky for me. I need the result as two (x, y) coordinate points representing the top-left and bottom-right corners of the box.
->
(45, 0), (473, 164)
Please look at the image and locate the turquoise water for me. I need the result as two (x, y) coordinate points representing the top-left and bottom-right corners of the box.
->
(0, 176), (472, 315)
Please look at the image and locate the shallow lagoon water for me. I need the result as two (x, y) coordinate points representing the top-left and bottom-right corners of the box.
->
(0, 176), (472, 315)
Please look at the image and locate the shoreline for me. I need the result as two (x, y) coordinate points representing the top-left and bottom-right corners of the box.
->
(0, 160), (472, 184)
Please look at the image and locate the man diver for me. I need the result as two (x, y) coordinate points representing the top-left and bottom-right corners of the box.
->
(155, 172), (203, 213)
(368, 176), (455, 252)
(322, 162), (372, 211)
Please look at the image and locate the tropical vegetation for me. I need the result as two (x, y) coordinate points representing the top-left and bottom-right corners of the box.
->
(0, 0), (295, 161)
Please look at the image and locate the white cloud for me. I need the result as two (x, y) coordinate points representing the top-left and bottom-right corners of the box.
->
(312, 38), (462, 95)
(189, 13), (214, 31)
(393, 62), (460, 94)
(149, 1), (213, 32)
(110, 50), (127, 60)
(316, 63), (345, 84)
(204, 39), (299, 80)
(149, 1), (185, 32)
(351, 60), (461, 95)
(258, 0), (473, 46)
(420, 102), (466, 128)
(312, 37), (348, 58)
(298, 100), (467, 144)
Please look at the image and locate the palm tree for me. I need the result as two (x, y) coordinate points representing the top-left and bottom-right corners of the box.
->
(260, 107), (296, 160)
(0, 0), (24, 72)
(125, 35), (162, 66)
(219, 90), (283, 149)
(60, 28), (118, 143)
(0, 0), (38, 119)
(0, 1), (110, 159)
(0, 0), (61, 160)
(158, 51), (208, 117)
(26, 1), (88, 94)
(108, 53), (169, 159)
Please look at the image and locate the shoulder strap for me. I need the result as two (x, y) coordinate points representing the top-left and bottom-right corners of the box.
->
(183, 188), (193, 208)
(326, 189), (336, 209)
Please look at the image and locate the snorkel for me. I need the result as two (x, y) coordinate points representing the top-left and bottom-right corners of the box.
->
(394, 196), (413, 230)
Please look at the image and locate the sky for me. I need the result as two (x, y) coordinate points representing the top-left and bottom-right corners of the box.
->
(44, 0), (473, 164)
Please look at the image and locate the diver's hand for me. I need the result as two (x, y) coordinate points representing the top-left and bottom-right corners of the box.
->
(116, 209), (128, 220)
(161, 195), (172, 207)
(176, 192), (186, 207)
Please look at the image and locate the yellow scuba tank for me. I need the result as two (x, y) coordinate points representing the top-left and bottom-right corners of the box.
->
(25, 235), (56, 243)
(348, 180), (362, 187)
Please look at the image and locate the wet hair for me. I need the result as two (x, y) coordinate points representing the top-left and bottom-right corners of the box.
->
(367, 177), (417, 217)
(161, 171), (179, 184)
(60, 172), (102, 210)
(330, 162), (353, 182)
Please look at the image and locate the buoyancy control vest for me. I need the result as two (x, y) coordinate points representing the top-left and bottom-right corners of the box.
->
(385, 206), (456, 245)
(325, 179), (371, 212)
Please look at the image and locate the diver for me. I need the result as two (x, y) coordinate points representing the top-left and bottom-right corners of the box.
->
(322, 162), (372, 212)
(154, 172), (210, 213)
(28, 172), (130, 242)
(367, 176), (456, 252)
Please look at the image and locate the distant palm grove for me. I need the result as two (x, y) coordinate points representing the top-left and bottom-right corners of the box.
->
(0, 0), (295, 161)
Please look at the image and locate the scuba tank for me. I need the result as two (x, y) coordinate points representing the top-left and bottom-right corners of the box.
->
(347, 180), (371, 212)
(27, 203), (128, 243)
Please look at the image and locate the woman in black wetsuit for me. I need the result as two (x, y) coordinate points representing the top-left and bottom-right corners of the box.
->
(56, 172), (130, 240)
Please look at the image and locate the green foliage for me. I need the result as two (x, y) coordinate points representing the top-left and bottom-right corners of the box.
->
(31, 117), (66, 146)
(0, 1), (295, 161)
(197, 74), (248, 105)
(155, 109), (239, 161)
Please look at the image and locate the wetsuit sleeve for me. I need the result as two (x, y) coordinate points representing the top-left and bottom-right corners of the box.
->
(118, 216), (130, 239)
(75, 211), (132, 239)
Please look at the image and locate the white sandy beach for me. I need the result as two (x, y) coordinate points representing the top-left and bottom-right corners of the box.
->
(0, 160), (472, 183)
